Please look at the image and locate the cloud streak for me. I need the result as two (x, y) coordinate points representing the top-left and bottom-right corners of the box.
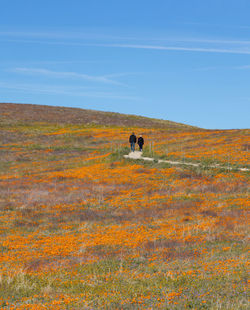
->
(235, 65), (250, 69)
(11, 67), (128, 86)
(1, 29), (250, 55)
(87, 43), (250, 55)
(0, 81), (140, 101)
(1, 30), (250, 45)
(3, 38), (250, 55)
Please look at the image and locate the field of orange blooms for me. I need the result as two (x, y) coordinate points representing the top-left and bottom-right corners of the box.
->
(0, 116), (249, 309)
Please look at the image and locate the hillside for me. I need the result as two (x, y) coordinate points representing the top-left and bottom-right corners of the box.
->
(0, 103), (249, 309)
(0, 102), (198, 130)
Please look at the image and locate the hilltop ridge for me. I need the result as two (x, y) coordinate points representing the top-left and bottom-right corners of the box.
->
(0, 102), (199, 130)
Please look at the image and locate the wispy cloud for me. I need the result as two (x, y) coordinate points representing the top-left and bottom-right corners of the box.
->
(235, 65), (250, 69)
(0, 30), (138, 42)
(1, 29), (250, 53)
(180, 22), (250, 31)
(0, 81), (140, 100)
(1, 30), (250, 45)
(239, 96), (250, 102)
(194, 64), (250, 71)
(0, 29), (250, 45)
(11, 67), (129, 86)
(3, 38), (250, 55)
(153, 37), (250, 45)
(87, 43), (250, 55)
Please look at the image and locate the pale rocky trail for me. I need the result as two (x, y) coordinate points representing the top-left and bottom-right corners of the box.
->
(124, 151), (249, 172)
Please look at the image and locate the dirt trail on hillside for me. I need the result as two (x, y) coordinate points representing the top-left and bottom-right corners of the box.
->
(124, 151), (249, 172)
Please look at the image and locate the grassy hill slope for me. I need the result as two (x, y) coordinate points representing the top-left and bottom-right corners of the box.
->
(0, 103), (249, 309)
(0, 102), (198, 129)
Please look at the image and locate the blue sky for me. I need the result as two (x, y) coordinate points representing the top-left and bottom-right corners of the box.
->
(0, 0), (250, 129)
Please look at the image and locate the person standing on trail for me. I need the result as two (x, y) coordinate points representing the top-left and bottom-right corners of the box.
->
(129, 132), (136, 152)
(138, 135), (144, 152)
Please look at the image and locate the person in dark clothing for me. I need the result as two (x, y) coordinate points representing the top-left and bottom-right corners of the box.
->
(129, 132), (136, 152)
(138, 135), (144, 152)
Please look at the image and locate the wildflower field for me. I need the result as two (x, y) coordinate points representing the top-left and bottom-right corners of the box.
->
(0, 103), (249, 309)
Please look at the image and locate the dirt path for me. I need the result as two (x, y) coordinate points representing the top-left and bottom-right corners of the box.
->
(124, 151), (249, 172)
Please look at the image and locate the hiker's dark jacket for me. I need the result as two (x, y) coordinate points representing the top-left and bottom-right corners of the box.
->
(129, 134), (137, 143)
(138, 137), (144, 146)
